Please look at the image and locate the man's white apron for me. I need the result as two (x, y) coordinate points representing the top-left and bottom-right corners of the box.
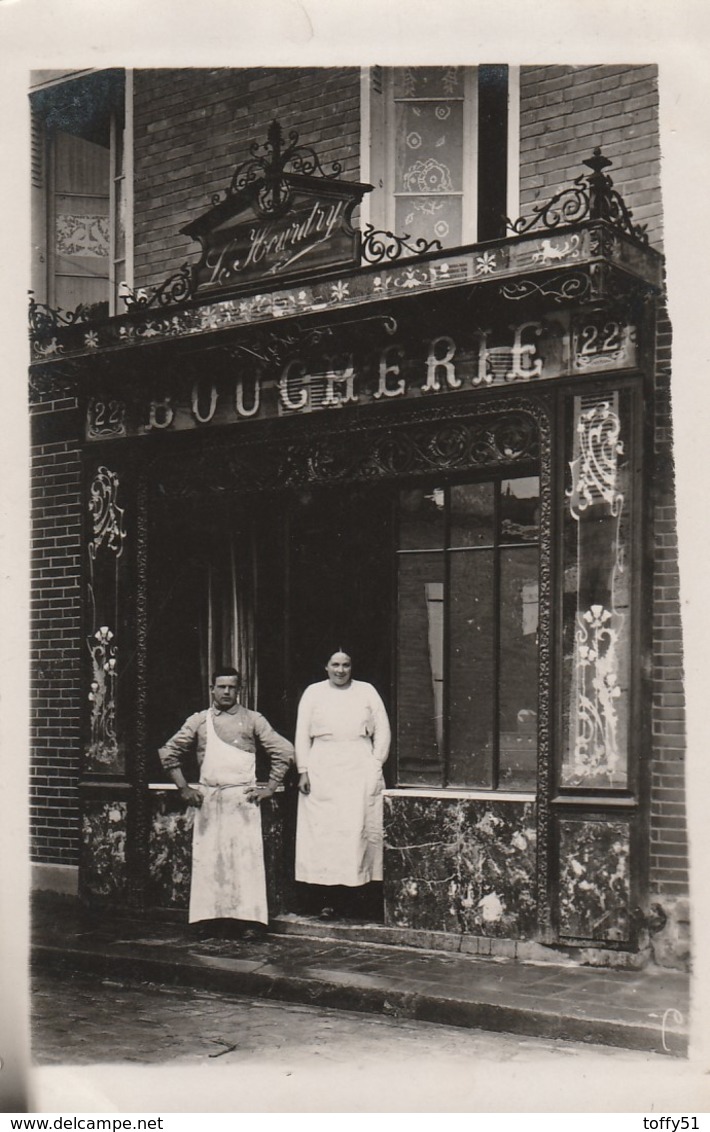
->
(189, 711), (268, 924)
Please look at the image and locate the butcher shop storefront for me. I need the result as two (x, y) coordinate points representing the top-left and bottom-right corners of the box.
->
(29, 129), (663, 962)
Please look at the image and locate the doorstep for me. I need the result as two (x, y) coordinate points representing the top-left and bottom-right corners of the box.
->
(271, 913), (647, 967)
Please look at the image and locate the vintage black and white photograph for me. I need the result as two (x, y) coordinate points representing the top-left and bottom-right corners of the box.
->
(3, 0), (710, 1117)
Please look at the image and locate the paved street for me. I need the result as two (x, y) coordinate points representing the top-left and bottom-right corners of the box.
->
(32, 966), (661, 1066)
(29, 968), (702, 1114)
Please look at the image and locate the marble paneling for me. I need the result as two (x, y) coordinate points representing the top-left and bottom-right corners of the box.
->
(149, 794), (195, 909)
(558, 819), (631, 942)
(80, 800), (128, 902)
(384, 795), (537, 938)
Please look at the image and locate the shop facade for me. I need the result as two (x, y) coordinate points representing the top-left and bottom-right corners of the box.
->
(29, 65), (688, 967)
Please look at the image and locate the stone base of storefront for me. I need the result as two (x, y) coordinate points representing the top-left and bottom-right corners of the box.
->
(270, 913), (652, 970)
(32, 862), (79, 897)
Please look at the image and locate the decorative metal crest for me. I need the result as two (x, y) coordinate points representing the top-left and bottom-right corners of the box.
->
(507, 148), (649, 245)
(214, 119), (343, 216)
(361, 224), (443, 264)
(119, 264), (195, 311)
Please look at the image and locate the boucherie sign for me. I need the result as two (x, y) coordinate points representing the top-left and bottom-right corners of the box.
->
(181, 121), (372, 293)
(85, 311), (638, 441)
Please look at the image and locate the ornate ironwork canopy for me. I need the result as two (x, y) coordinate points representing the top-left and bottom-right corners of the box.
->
(29, 149), (662, 368)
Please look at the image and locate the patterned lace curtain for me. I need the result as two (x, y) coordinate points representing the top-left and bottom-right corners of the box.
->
(198, 519), (258, 709)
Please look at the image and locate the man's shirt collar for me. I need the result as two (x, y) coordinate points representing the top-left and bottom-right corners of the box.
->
(212, 703), (241, 716)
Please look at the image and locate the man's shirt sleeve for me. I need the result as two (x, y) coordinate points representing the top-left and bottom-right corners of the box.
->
(252, 713), (294, 787)
(158, 712), (204, 773)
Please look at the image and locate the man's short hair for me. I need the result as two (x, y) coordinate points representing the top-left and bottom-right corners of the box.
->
(211, 666), (241, 686)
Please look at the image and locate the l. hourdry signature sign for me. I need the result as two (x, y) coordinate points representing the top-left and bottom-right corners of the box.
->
(182, 180), (368, 293)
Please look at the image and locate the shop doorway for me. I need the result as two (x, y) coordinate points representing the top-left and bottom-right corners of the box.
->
(285, 483), (395, 922)
(287, 483), (395, 710)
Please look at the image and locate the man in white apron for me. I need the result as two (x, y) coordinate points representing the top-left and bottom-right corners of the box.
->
(159, 667), (294, 937)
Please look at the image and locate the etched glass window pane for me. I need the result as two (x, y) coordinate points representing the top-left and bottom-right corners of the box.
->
(449, 482), (494, 547)
(392, 66), (464, 100)
(448, 550), (495, 788)
(394, 196), (462, 247)
(397, 553), (445, 784)
(499, 547), (538, 789)
(561, 392), (632, 788)
(395, 101), (464, 194)
(399, 486), (445, 550)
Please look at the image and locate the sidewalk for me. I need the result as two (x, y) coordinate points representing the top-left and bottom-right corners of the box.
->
(32, 893), (690, 1058)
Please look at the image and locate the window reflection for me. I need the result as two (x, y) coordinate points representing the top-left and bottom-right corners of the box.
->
(397, 554), (445, 785)
(500, 477), (540, 543)
(399, 487), (445, 550)
(449, 482), (494, 548)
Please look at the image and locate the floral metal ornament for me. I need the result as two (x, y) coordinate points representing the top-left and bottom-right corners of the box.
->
(507, 148), (649, 244)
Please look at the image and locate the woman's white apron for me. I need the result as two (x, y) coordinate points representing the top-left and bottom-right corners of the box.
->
(189, 710), (268, 924)
(296, 733), (384, 887)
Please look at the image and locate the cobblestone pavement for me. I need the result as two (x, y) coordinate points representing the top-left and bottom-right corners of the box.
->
(32, 966), (663, 1068)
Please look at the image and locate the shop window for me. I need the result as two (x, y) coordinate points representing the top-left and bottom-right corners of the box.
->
(30, 69), (132, 315)
(560, 391), (634, 789)
(396, 474), (539, 790)
(363, 65), (518, 248)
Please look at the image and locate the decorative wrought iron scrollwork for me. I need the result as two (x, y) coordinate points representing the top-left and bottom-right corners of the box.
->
(29, 291), (108, 336)
(119, 264), (194, 311)
(506, 148), (649, 245)
(501, 271), (592, 304)
(211, 119), (343, 216)
(361, 224), (443, 264)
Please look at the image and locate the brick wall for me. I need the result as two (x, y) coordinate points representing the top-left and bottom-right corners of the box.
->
(650, 308), (688, 911)
(30, 395), (82, 866)
(133, 67), (361, 289)
(519, 65), (663, 249)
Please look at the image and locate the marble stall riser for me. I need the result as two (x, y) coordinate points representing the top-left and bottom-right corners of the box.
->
(558, 819), (631, 943)
(80, 801), (128, 902)
(383, 797), (537, 938)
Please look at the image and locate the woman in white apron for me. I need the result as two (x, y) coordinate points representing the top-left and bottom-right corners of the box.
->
(295, 651), (391, 919)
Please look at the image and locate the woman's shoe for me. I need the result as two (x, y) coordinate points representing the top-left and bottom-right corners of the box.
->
(318, 906), (338, 921)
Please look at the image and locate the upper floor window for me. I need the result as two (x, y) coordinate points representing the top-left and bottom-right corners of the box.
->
(30, 69), (132, 316)
(363, 65), (519, 250)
